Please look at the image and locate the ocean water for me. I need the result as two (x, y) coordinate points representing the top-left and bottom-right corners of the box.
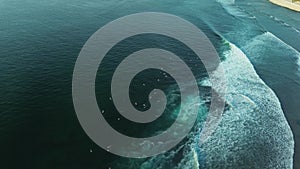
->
(1, 0), (299, 168)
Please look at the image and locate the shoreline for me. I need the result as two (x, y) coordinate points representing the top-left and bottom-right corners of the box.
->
(269, 0), (300, 12)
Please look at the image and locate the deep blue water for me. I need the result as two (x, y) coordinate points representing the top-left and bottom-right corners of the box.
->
(1, 0), (300, 168)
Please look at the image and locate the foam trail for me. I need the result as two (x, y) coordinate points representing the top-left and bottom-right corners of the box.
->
(243, 32), (300, 76)
(200, 41), (294, 169)
(129, 40), (294, 169)
(216, 0), (256, 19)
(298, 58), (300, 73)
(217, 0), (235, 5)
(267, 15), (300, 34)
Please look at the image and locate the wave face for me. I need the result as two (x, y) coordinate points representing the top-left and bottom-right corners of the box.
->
(216, 1), (300, 167)
(216, 0), (255, 19)
(115, 41), (294, 169)
(242, 32), (300, 76)
(200, 42), (294, 169)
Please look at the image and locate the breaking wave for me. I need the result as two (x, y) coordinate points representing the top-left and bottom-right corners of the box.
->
(200, 40), (294, 169)
(216, 0), (256, 19)
(113, 39), (294, 168)
(242, 32), (300, 78)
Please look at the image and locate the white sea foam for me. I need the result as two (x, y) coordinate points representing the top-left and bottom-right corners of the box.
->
(216, 0), (255, 19)
(199, 77), (212, 87)
(216, 0), (235, 5)
(243, 32), (300, 75)
(139, 41), (294, 169)
(298, 57), (300, 73)
(268, 15), (300, 34)
(200, 41), (294, 169)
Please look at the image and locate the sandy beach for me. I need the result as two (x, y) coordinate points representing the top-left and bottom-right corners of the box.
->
(269, 0), (300, 12)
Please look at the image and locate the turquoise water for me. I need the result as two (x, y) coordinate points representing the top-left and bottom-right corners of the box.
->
(1, 0), (299, 168)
